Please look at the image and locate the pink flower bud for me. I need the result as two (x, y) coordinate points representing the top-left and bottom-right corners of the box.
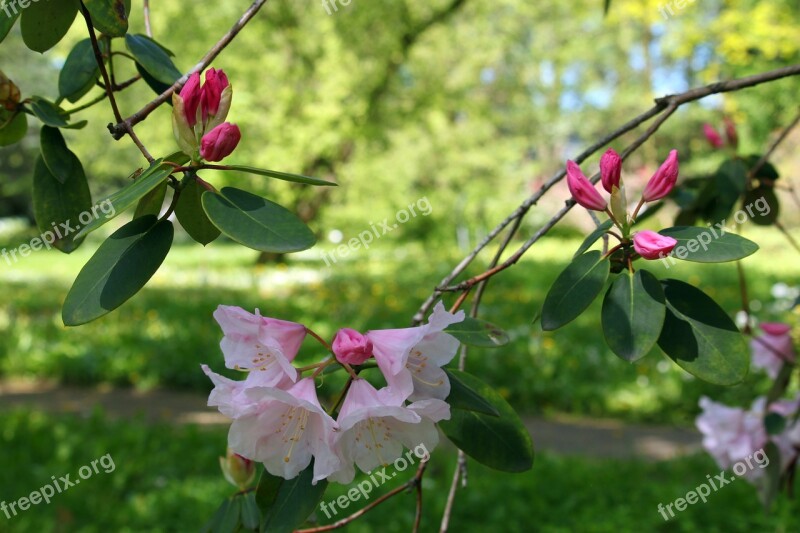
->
(723, 117), (738, 149)
(332, 328), (374, 365)
(600, 148), (622, 193)
(200, 68), (230, 124)
(633, 230), (677, 260)
(200, 123), (241, 162)
(702, 123), (724, 148)
(179, 72), (202, 128)
(219, 448), (256, 490)
(642, 150), (679, 202)
(566, 160), (607, 211)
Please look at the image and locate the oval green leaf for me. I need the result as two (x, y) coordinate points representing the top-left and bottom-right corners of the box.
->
(743, 187), (779, 226)
(0, 112), (28, 146)
(219, 165), (338, 187)
(657, 279), (748, 385)
(444, 369), (501, 417)
(175, 178), (220, 246)
(83, 0), (129, 37)
(125, 34), (182, 85)
(133, 181), (167, 219)
(29, 97), (69, 127)
(601, 269), (665, 362)
(0, 8), (19, 43)
(573, 219), (613, 258)
(40, 126), (80, 184)
(444, 316), (509, 347)
(202, 187), (316, 253)
(256, 465), (328, 533)
(658, 226), (759, 263)
(20, 0), (79, 53)
(541, 250), (610, 331)
(439, 371), (534, 472)
(63, 216), (174, 326)
(59, 39), (101, 102)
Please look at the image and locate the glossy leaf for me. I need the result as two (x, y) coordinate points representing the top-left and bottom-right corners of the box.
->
(40, 126), (80, 184)
(219, 165), (337, 187)
(743, 187), (779, 226)
(573, 219), (614, 258)
(59, 39), (101, 103)
(202, 187), (316, 253)
(440, 371), (534, 472)
(175, 178), (220, 245)
(444, 316), (509, 347)
(256, 465), (328, 533)
(541, 250), (610, 331)
(20, 0), (79, 53)
(0, 8), (19, 43)
(709, 159), (747, 224)
(133, 181), (167, 218)
(32, 156), (92, 253)
(0, 112), (27, 146)
(657, 279), (748, 385)
(240, 492), (260, 531)
(658, 226), (759, 263)
(601, 269), (665, 362)
(83, 0), (129, 37)
(136, 62), (173, 99)
(444, 369), (500, 417)
(29, 97), (69, 127)
(125, 34), (182, 85)
(75, 159), (172, 238)
(200, 497), (240, 533)
(63, 216), (174, 326)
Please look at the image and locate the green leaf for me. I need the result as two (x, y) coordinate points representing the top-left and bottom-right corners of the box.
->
(125, 34), (182, 85)
(0, 7), (19, 43)
(29, 97), (69, 127)
(743, 187), (779, 226)
(175, 178), (220, 245)
(133, 181), (167, 219)
(657, 279), (748, 385)
(40, 126), (80, 184)
(135, 62), (173, 99)
(573, 219), (614, 258)
(59, 39), (101, 103)
(0, 112), (28, 146)
(541, 250), (610, 331)
(439, 372), (534, 472)
(256, 465), (328, 533)
(83, 0), (129, 37)
(20, 0), (79, 53)
(74, 159), (173, 238)
(601, 269), (665, 362)
(709, 159), (747, 224)
(218, 165), (338, 187)
(759, 442), (782, 510)
(202, 187), (316, 253)
(200, 497), (241, 533)
(444, 369), (501, 417)
(444, 316), (509, 347)
(764, 412), (786, 436)
(32, 155), (92, 253)
(240, 492), (260, 531)
(62, 216), (174, 326)
(658, 226), (759, 263)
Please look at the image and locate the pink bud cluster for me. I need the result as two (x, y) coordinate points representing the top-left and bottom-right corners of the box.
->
(172, 68), (241, 162)
(703, 117), (738, 150)
(202, 303), (465, 484)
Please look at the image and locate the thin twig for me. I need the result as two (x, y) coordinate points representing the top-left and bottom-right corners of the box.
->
(143, 0), (153, 37)
(748, 107), (800, 180)
(108, 0), (271, 139)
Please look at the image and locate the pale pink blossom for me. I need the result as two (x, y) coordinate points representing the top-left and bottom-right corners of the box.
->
(751, 322), (795, 379)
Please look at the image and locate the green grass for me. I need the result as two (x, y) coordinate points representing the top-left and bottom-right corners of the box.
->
(0, 409), (798, 532)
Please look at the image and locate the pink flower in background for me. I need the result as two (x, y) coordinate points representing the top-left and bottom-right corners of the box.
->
(600, 148), (622, 193)
(566, 160), (608, 211)
(368, 302), (465, 402)
(332, 328), (374, 366)
(227, 378), (340, 483)
(200, 122), (241, 162)
(751, 322), (795, 379)
(703, 123), (724, 148)
(641, 150), (679, 202)
(723, 117), (738, 148)
(633, 230), (677, 260)
(328, 379), (449, 484)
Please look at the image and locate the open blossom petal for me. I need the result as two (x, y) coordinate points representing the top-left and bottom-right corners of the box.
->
(228, 378), (340, 483)
(328, 380), (448, 484)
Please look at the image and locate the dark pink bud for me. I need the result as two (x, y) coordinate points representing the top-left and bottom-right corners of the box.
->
(642, 150), (679, 202)
(633, 230), (677, 260)
(566, 160), (607, 211)
(600, 148), (622, 193)
(332, 328), (374, 366)
(723, 117), (738, 149)
(200, 68), (229, 124)
(180, 72), (202, 128)
(703, 123), (724, 149)
(200, 123), (241, 162)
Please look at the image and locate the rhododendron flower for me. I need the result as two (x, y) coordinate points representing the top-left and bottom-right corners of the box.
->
(213, 305), (306, 387)
(750, 322), (796, 379)
(633, 230), (677, 260)
(600, 148), (622, 193)
(641, 150), (679, 202)
(200, 122), (241, 162)
(332, 328), (373, 365)
(227, 378), (340, 483)
(723, 117), (738, 148)
(328, 379), (449, 484)
(367, 302), (465, 402)
(566, 160), (607, 211)
(703, 123), (724, 148)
